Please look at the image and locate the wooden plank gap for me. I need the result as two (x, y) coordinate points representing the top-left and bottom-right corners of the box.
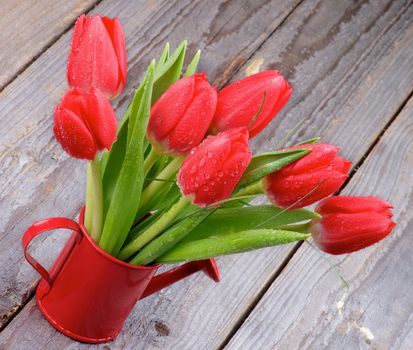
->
(217, 242), (303, 350)
(0, 290), (35, 333)
(343, 85), (413, 189)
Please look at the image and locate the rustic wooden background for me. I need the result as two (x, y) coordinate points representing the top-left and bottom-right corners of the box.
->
(1, 0), (412, 349)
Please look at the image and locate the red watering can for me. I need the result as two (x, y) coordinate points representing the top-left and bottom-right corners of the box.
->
(22, 209), (220, 343)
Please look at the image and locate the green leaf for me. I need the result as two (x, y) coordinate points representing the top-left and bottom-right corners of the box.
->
(101, 114), (128, 218)
(156, 229), (310, 264)
(152, 40), (187, 103)
(99, 62), (155, 256)
(126, 209), (165, 245)
(143, 154), (171, 189)
(100, 106), (130, 177)
(247, 91), (266, 128)
(155, 42), (170, 71)
(295, 137), (320, 145)
(127, 83), (146, 145)
(127, 185), (181, 243)
(237, 148), (311, 190)
(181, 205), (319, 242)
(130, 209), (213, 265)
(101, 85), (144, 219)
(184, 49), (201, 76)
(206, 195), (258, 208)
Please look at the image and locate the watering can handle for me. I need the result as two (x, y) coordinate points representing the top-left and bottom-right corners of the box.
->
(141, 259), (220, 299)
(22, 218), (82, 287)
(22, 216), (221, 296)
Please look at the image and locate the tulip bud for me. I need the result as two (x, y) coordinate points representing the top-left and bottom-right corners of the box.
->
(67, 15), (127, 99)
(178, 127), (252, 207)
(54, 87), (117, 160)
(210, 70), (292, 138)
(263, 144), (351, 209)
(147, 73), (217, 156)
(310, 196), (396, 254)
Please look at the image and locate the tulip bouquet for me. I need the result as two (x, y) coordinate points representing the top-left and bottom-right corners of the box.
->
(53, 14), (395, 268)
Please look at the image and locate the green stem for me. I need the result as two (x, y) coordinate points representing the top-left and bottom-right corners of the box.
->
(139, 157), (183, 209)
(143, 147), (159, 175)
(234, 180), (264, 198)
(118, 196), (189, 260)
(89, 156), (104, 243)
(84, 162), (94, 234)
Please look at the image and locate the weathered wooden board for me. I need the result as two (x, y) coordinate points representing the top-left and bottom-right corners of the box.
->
(0, 0), (301, 331)
(225, 95), (413, 350)
(1, 0), (413, 349)
(0, 0), (99, 91)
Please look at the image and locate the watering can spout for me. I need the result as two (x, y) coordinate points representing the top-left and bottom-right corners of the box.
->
(196, 259), (220, 282)
(140, 259), (220, 299)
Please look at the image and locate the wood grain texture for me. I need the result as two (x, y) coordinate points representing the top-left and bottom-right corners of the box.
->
(225, 95), (413, 350)
(1, 0), (413, 349)
(0, 0), (300, 332)
(0, 0), (99, 91)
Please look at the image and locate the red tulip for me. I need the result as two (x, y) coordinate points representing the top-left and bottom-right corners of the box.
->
(210, 70), (292, 138)
(67, 15), (127, 99)
(147, 73), (217, 156)
(178, 127), (252, 207)
(310, 196), (396, 255)
(263, 144), (351, 209)
(54, 87), (117, 160)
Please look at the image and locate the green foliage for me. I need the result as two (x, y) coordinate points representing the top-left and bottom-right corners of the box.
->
(99, 63), (155, 256)
(184, 49), (201, 76)
(237, 148), (311, 190)
(295, 137), (320, 145)
(152, 41), (187, 102)
(181, 205), (319, 242)
(157, 229), (310, 264)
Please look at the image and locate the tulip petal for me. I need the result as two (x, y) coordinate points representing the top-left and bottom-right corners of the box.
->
(86, 87), (118, 151)
(316, 196), (393, 215)
(212, 70), (291, 138)
(168, 84), (217, 154)
(102, 17), (127, 96)
(285, 144), (341, 175)
(67, 15), (87, 86)
(312, 212), (395, 254)
(68, 16), (119, 97)
(250, 80), (292, 137)
(178, 134), (231, 201)
(215, 72), (281, 132)
(263, 143), (351, 209)
(178, 127), (251, 207)
(265, 169), (348, 209)
(53, 106), (96, 160)
(60, 87), (89, 117)
(148, 74), (195, 143)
